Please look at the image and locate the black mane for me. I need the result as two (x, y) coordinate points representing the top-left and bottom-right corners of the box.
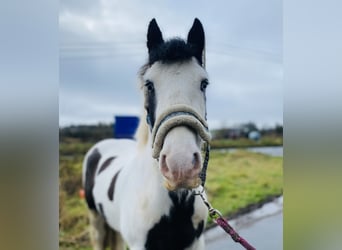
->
(148, 38), (200, 65)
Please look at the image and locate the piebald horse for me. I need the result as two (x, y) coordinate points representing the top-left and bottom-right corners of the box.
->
(82, 18), (211, 250)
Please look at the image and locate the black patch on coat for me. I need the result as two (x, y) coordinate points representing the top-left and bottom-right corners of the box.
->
(144, 82), (156, 129)
(97, 156), (116, 175)
(98, 203), (107, 221)
(107, 170), (121, 201)
(195, 220), (204, 238)
(145, 190), (204, 250)
(85, 148), (101, 210)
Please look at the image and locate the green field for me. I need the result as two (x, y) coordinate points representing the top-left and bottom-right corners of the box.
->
(59, 140), (282, 249)
(210, 135), (283, 149)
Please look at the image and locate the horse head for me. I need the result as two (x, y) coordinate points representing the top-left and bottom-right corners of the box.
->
(140, 18), (210, 191)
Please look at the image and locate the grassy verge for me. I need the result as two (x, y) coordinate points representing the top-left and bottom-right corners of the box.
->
(59, 142), (282, 249)
(205, 150), (283, 225)
(210, 135), (283, 149)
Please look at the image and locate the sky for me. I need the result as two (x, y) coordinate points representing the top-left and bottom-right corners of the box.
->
(59, 0), (282, 129)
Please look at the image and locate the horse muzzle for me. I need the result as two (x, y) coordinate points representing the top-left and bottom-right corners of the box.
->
(151, 104), (211, 159)
(160, 143), (202, 190)
(150, 105), (211, 190)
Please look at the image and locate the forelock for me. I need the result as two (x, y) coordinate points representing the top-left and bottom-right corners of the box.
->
(148, 38), (200, 65)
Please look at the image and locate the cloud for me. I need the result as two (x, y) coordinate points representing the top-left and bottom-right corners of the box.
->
(205, 41), (282, 128)
(59, 0), (282, 128)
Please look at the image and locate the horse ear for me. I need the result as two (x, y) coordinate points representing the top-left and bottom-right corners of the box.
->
(187, 18), (205, 65)
(147, 18), (164, 53)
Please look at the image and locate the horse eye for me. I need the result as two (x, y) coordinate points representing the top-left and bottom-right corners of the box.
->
(145, 80), (154, 92)
(200, 79), (209, 92)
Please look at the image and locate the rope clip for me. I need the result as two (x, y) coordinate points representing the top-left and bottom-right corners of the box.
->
(209, 208), (223, 220)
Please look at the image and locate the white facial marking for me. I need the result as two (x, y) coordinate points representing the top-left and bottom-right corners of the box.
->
(143, 58), (208, 121)
(144, 58), (209, 189)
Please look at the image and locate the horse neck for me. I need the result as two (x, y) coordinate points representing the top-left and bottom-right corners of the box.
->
(135, 113), (150, 150)
(135, 113), (160, 177)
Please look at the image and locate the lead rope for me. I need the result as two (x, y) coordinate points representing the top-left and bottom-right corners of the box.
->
(197, 144), (256, 250)
(194, 188), (256, 250)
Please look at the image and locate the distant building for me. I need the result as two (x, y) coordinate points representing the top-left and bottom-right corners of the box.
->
(212, 121), (263, 140)
(227, 128), (242, 139)
(248, 131), (261, 141)
(114, 116), (139, 139)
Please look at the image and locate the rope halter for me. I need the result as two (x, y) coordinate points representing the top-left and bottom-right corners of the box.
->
(150, 104), (211, 186)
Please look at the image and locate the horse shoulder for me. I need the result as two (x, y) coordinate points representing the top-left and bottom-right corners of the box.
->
(83, 139), (137, 229)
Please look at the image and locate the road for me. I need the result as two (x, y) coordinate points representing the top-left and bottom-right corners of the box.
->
(205, 196), (283, 250)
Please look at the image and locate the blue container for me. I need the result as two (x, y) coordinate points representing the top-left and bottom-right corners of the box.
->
(114, 116), (139, 139)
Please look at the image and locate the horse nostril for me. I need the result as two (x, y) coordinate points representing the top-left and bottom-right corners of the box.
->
(160, 154), (169, 173)
(193, 152), (200, 169)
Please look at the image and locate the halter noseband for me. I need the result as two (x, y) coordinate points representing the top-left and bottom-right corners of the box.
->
(149, 104), (211, 186)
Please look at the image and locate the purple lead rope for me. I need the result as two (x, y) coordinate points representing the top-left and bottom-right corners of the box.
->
(197, 139), (256, 249)
(215, 217), (256, 250)
(194, 189), (256, 250)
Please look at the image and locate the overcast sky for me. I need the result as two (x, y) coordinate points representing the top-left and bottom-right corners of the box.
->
(59, 0), (282, 129)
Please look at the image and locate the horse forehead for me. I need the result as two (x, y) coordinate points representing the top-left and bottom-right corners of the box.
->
(145, 59), (207, 82)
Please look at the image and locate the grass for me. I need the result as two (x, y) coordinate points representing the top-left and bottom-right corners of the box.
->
(60, 155), (90, 249)
(205, 150), (283, 223)
(210, 135), (283, 149)
(59, 140), (282, 249)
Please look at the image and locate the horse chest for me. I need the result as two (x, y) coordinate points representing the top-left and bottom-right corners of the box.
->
(144, 191), (205, 250)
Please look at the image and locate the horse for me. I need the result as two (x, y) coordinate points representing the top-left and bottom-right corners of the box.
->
(82, 18), (211, 250)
